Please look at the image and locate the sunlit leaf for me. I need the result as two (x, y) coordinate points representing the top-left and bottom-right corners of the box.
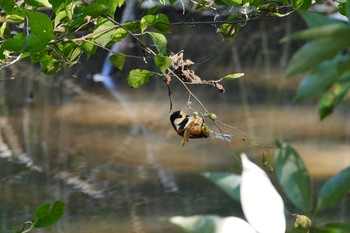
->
(291, 0), (311, 10)
(65, 1), (75, 20)
(109, 53), (126, 70)
(101, 0), (124, 16)
(79, 40), (97, 58)
(146, 32), (167, 55)
(93, 19), (117, 47)
(128, 69), (155, 88)
(112, 28), (128, 43)
(49, 0), (69, 13)
(140, 14), (170, 33)
(34, 201), (65, 228)
(54, 10), (67, 27)
(241, 154), (286, 233)
(154, 54), (171, 73)
(201, 172), (241, 201)
(219, 24), (237, 40)
(25, 0), (52, 7)
(221, 73), (244, 80)
(40, 59), (61, 75)
(318, 81), (350, 120)
(221, 0), (243, 6)
(65, 46), (82, 63)
(316, 166), (350, 211)
(286, 38), (350, 78)
(275, 141), (312, 212)
(115, 0), (125, 7)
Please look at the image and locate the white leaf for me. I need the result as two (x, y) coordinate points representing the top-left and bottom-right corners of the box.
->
(218, 217), (256, 233)
(240, 154), (286, 233)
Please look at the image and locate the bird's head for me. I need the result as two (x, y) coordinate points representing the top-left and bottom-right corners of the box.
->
(170, 111), (188, 132)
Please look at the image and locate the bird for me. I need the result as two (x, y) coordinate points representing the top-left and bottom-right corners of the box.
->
(170, 111), (232, 145)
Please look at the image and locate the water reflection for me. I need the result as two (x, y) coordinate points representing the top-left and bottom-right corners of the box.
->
(0, 62), (349, 232)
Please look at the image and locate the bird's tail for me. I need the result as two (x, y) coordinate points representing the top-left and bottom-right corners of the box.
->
(213, 132), (232, 142)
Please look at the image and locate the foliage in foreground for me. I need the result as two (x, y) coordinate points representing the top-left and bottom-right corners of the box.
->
(15, 201), (65, 233)
(284, 9), (350, 120)
(171, 141), (350, 233)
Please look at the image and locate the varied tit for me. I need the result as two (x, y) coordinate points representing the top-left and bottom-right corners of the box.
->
(170, 111), (232, 145)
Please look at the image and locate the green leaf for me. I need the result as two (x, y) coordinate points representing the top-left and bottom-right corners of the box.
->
(281, 24), (350, 42)
(318, 82), (350, 120)
(221, 0), (243, 6)
(275, 141), (312, 212)
(27, 12), (53, 35)
(299, 10), (339, 28)
(35, 203), (51, 218)
(1, 38), (24, 52)
(146, 32), (167, 55)
(34, 201), (65, 228)
(312, 223), (350, 233)
(128, 69), (155, 88)
(49, 0), (69, 13)
(40, 58), (61, 75)
(98, 0), (124, 17)
(112, 27), (128, 43)
(154, 54), (171, 73)
(346, 0), (350, 20)
(221, 73), (244, 80)
(316, 166), (350, 211)
(291, 0), (311, 10)
(23, 33), (53, 52)
(65, 2), (75, 20)
(64, 44), (82, 63)
(140, 14), (170, 33)
(219, 24), (237, 40)
(170, 215), (221, 233)
(123, 20), (141, 32)
(286, 38), (350, 78)
(93, 18), (117, 47)
(0, 0), (15, 13)
(294, 55), (347, 100)
(109, 53), (126, 70)
(25, 0), (52, 7)
(79, 41), (97, 58)
(83, 2), (109, 17)
(54, 10), (67, 27)
(115, 0), (125, 7)
(5, 8), (26, 22)
(201, 172), (241, 201)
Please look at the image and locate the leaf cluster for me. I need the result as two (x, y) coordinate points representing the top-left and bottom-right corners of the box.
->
(284, 10), (350, 120)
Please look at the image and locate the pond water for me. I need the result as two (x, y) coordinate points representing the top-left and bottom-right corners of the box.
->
(1, 14), (350, 232)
